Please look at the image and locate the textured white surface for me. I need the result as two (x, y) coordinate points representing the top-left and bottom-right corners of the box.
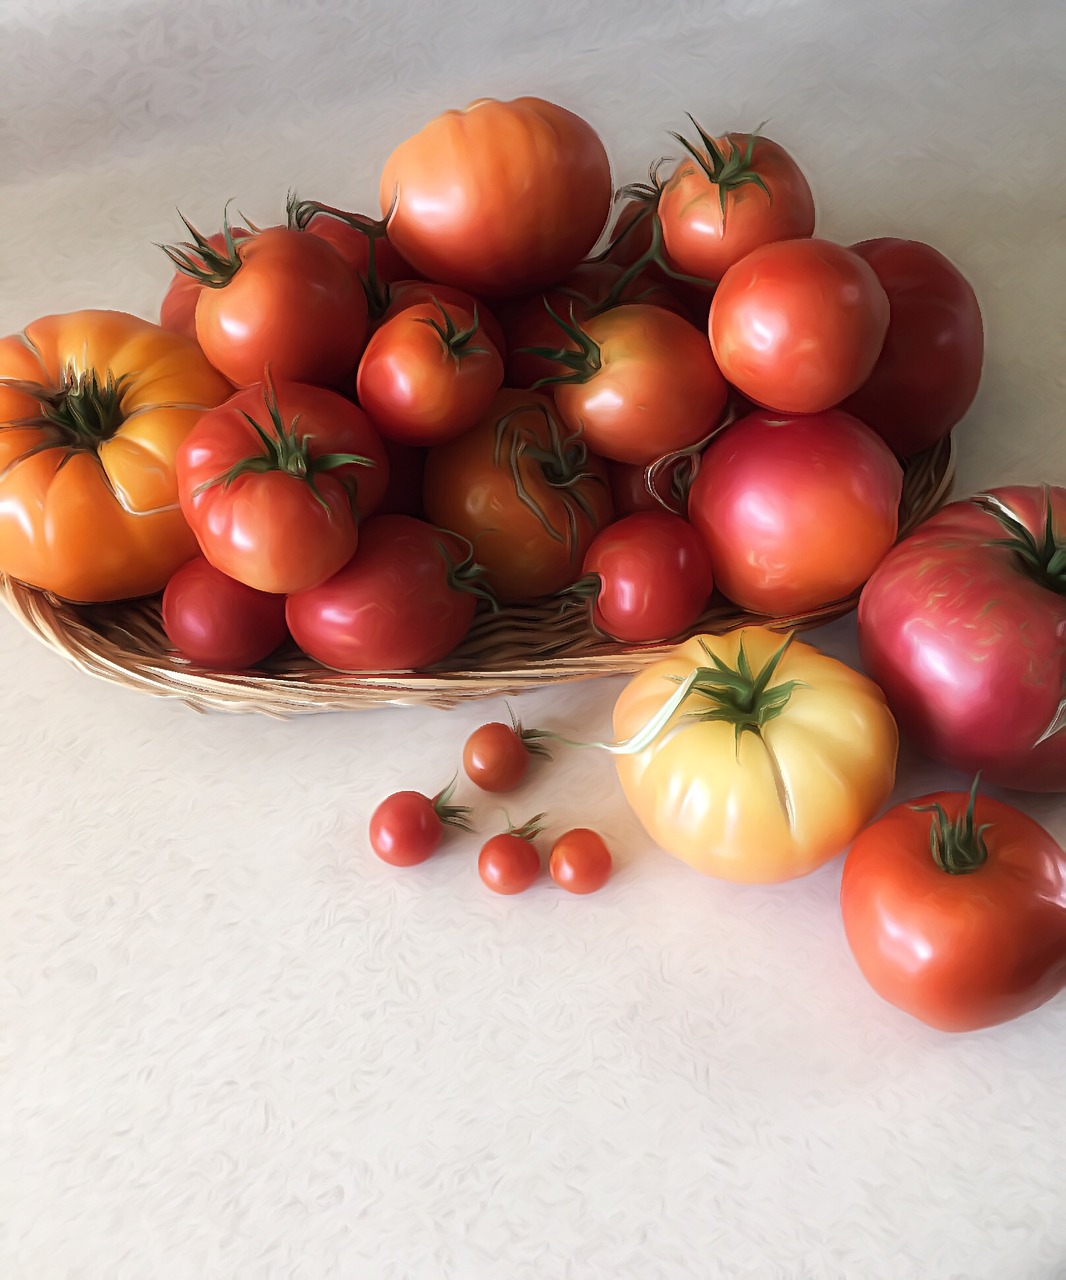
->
(2, 2), (1065, 1277)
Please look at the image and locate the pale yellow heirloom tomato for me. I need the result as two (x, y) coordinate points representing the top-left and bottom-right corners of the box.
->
(612, 627), (899, 883)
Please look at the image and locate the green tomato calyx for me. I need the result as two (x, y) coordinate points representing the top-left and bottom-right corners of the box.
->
(912, 774), (991, 875)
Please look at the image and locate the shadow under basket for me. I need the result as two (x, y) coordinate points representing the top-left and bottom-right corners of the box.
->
(0, 434), (955, 715)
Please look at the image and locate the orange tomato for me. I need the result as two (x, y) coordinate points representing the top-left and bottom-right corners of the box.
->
(0, 310), (232, 601)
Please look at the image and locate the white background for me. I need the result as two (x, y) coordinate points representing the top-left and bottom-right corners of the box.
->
(1, 2), (1065, 1277)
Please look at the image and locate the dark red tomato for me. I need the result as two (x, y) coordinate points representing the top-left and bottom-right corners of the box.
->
(176, 380), (388, 594)
(549, 828), (613, 894)
(192, 225), (369, 387)
(376, 437), (427, 518)
(356, 300), (504, 446)
(159, 227), (250, 341)
(607, 457), (691, 517)
(709, 238), (890, 414)
(581, 511), (714, 642)
(551, 304), (730, 466)
(658, 127), (815, 284)
(368, 781), (472, 867)
(858, 485), (1066, 792)
(841, 238), (984, 457)
(840, 784), (1066, 1031)
(161, 555), (289, 670)
(463, 709), (552, 792)
(688, 409), (903, 615)
(478, 822), (543, 894)
(383, 280), (507, 359)
(285, 514), (483, 672)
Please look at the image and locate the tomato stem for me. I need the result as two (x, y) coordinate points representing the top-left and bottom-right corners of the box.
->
(415, 300), (492, 364)
(668, 117), (771, 222)
(431, 775), (476, 832)
(505, 702), (554, 761)
(976, 489), (1066, 598)
(912, 774), (991, 875)
(161, 206), (244, 287)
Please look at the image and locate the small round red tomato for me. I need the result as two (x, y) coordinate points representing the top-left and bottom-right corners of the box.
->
(176, 379), (387, 594)
(463, 708), (553, 792)
(841, 238), (984, 457)
(549, 304), (729, 466)
(709, 238), (890, 414)
(549, 828), (613, 894)
(840, 783), (1066, 1032)
(687, 409), (903, 615)
(285, 514), (486, 671)
(161, 555), (289, 670)
(581, 511), (715, 642)
(658, 126), (815, 284)
(422, 390), (614, 603)
(174, 223), (368, 387)
(368, 780), (473, 867)
(477, 817), (544, 894)
(356, 300), (504, 446)
(381, 96), (612, 296)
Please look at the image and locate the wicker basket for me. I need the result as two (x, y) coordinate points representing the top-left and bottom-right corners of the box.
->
(0, 434), (954, 714)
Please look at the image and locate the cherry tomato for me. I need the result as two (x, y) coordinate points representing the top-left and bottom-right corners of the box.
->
(840, 781), (1066, 1032)
(380, 96), (612, 296)
(657, 125), (815, 283)
(463, 708), (553, 792)
(356, 300), (504, 446)
(549, 828), (613, 894)
(369, 780), (473, 867)
(161, 555), (289, 670)
(687, 409), (903, 615)
(709, 238), (890, 414)
(478, 817), (544, 894)
(285, 514), (487, 672)
(580, 510), (715, 642)
(841, 238), (984, 457)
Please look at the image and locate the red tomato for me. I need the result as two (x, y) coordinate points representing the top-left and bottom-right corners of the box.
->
(161, 555), (289, 670)
(841, 238), (984, 457)
(285, 514), (485, 671)
(380, 96), (612, 296)
(478, 818), (544, 894)
(188, 224), (368, 387)
(858, 485), (1066, 792)
(422, 390), (614, 603)
(176, 380), (387, 594)
(657, 126), (815, 283)
(549, 828), (613, 894)
(463, 708), (553, 792)
(356, 300), (504, 446)
(580, 511), (715, 642)
(709, 238), (890, 414)
(368, 781), (473, 867)
(299, 209), (415, 286)
(840, 783), (1066, 1031)
(687, 409), (903, 615)
(159, 226), (250, 341)
(383, 280), (507, 359)
(606, 457), (692, 517)
(550, 304), (730, 466)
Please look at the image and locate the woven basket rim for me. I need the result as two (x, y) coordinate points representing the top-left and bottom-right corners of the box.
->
(0, 433), (956, 714)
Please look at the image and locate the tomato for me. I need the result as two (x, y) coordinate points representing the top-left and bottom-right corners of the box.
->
(478, 817), (544, 894)
(548, 304), (730, 466)
(161, 556), (289, 670)
(166, 221), (369, 387)
(606, 456), (693, 517)
(687, 409), (903, 616)
(368, 780), (473, 867)
(709, 238), (890, 414)
(422, 390), (614, 603)
(159, 226), (250, 340)
(463, 707), (553, 792)
(0, 310), (232, 602)
(857, 485), (1066, 792)
(292, 203), (416, 287)
(376, 437), (427, 518)
(580, 511), (715, 643)
(356, 300), (503, 446)
(549, 828), (613, 894)
(841, 238), (984, 457)
(380, 96), (612, 296)
(840, 781), (1066, 1031)
(285, 514), (487, 671)
(657, 126), (815, 283)
(612, 628), (898, 882)
(382, 280), (507, 359)
(176, 379), (387, 594)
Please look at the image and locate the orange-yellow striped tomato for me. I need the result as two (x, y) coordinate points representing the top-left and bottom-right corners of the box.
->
(0, 310), (232, 602)
(612, 628), (898, 883)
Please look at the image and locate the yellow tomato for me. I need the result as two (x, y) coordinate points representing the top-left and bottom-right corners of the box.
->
(0, 310), (232, 601)
(612, 627), (898, 882)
